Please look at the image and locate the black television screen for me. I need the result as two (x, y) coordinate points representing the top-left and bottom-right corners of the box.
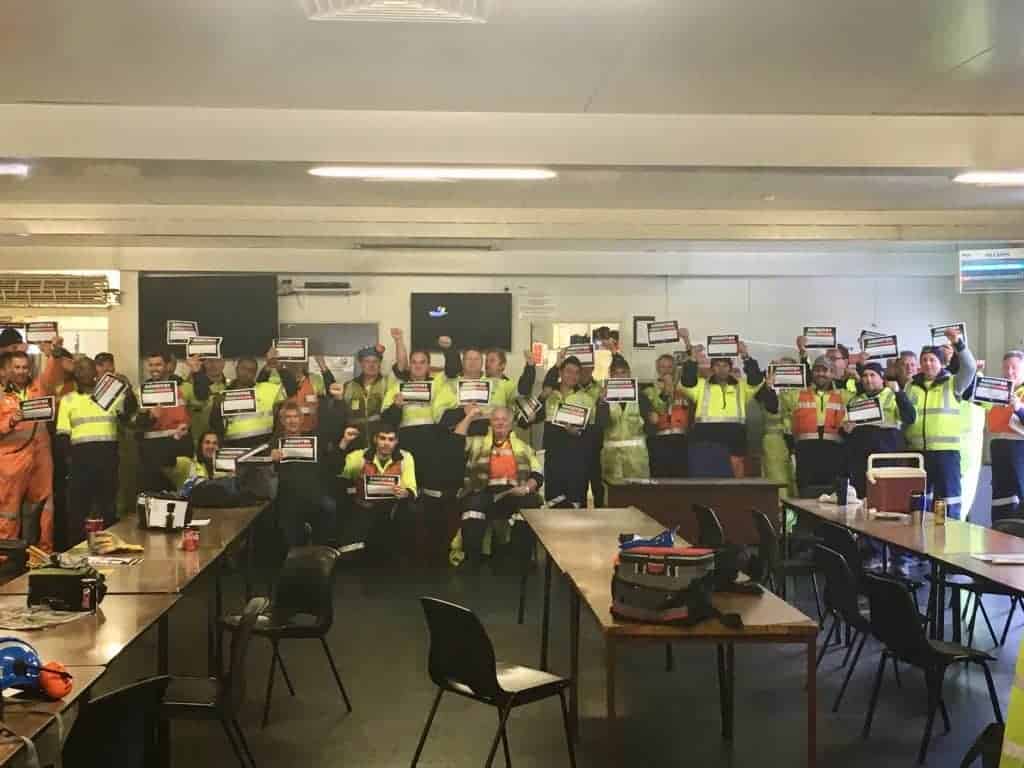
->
(410, 293), (512, 351)
(139, 273), (279, 358)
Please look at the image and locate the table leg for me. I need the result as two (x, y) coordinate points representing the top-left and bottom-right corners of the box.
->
(716, 644), (727, 737)
(807, 637), (817, 768)
(245, 529), (255, 600)
(951, 584), (962, 644)
(936, 564), (946, 641)
(726, 644), (735, 741)
(605, 635), (619, 764)
(158, 613), (170, 768)
(569, 588), (580, 742)
(540, 554), (553, 671)
(928, 560), (940, 639)
(780, 502), (791, 600)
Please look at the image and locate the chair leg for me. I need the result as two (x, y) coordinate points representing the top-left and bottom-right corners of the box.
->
(320, 637), (353, 712)
(499, 711), (512, 767)
(219, 717), (249, 768)
(275, 646), (296, 696)
(558, 689), (577, 768)
(816, 615), (838, 669)
(232, 718), (257, 768)
(261, 644), (279, 729)
(517, 568), (528, 625)
(833, 632), (867, 713)
(485, 701), (515, 768)
(977, 598), (1000, 647)
(665, 644), (673, 672)
(410, 688), (444, 768)
(979, 661), (1004, 724)
(938, 698), (951, 734)
(862, 652), (887, 739)
(810, 571), (823, 625)
(968, 597), (980, 647)
(840, 630), (858, 668)
(918, 670), (942, 765)
(1000, 597), (1018, 647)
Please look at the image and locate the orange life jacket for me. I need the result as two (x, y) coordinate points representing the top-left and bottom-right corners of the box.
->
(286, 376), (321, 433)
(143, 382), (189, 439)
(356, 452), (404, 507)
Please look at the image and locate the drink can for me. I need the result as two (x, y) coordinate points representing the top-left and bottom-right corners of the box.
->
(910, 492), (927, 513)
(84, 517), (104, 534)
(81, 579), (97, 612)
(933, 499), (947, 526)
(182, 527), (200, 552)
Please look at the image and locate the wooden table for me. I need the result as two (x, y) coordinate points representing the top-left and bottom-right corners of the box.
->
(782, 497), (1024, 642)
(524, 507), (819, 767)
(606, 478), (781, 546)
(0, 595), (178, 668)
(0, 666), (106, 766)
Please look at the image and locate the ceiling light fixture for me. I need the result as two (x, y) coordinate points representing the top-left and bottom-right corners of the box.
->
(0, 163), (30, 178)
(303, 0), (487, 23)
(953, 170), (1024, 187)
(308, 166), (557, 181)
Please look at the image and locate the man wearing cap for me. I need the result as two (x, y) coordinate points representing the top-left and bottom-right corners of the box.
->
(779, 354), (855, 496)
(678, 329), (775, 478)
(841, 362), (917, 499)
(904, 328), (976, 520)
(328, 344), (395, 452)
(0, 327), (26, 355)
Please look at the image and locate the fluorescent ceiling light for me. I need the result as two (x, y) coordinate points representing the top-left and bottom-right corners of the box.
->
(954, 170), (1024, 186)
(0, 163), (30, 177)
(308, 166), (557, 181)
(304, 0), (487, 23)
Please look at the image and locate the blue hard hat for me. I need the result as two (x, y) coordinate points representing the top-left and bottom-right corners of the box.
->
(0, 638), (42, 690)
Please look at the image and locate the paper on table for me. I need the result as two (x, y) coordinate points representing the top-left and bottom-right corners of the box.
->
(973, 554), (1024, 565)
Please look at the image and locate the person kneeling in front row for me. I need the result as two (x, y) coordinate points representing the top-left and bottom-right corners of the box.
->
(454, 405), (543, 571)
(337, 425), (418, 560)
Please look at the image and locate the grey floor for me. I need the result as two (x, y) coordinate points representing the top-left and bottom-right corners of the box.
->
(98, 468), (1012, 767)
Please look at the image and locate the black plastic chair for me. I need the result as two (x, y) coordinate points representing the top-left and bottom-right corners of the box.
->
(221, 545), (351, 728)
(814, 545), (873, 712)
(961, 722), (1004, 768)
(411, 597), (575, 768)
(695, 504), (725, 548)
(862, 575), (1003, 765)
(64, 676), (168, 767)
(820, 521), (925, 612)
(161, 596), (268, 768)
(752, 509), (822, 622)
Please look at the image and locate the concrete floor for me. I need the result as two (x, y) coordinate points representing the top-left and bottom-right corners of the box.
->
(96, 468), (1013, 768)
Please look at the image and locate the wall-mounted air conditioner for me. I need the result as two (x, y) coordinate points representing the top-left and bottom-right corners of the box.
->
(278, 279), (361, 297)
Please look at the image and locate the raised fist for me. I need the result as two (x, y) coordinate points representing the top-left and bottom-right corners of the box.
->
(438, 336), (452, 350)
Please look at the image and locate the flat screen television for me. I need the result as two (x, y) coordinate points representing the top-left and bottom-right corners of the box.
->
(139, 273), (279, 358)
(410, 293), (513, 351)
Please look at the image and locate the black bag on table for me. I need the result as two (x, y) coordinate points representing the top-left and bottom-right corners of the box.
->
(29, 563), (107, 611)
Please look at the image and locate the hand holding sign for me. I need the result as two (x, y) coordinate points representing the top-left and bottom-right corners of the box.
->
(944, 326), (962, 345)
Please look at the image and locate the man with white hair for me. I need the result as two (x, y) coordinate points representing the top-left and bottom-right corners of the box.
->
(454, 405), (543, 570)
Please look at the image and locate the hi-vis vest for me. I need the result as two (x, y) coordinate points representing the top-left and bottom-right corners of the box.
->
(792, 389), (846, 442)
(906, 376), (961, 451)
(847, 387), (903, 430)
(643, 384), (690, 436)
(343, 376), (390, 432)
(224, 382), (281, 442)
(57, 391), (120, 445)
(683, 377), (761, 426)
(0, 392), (34, 455)
(285, 373), (325, 433)
(383, 377), (457, 429)
(466, 432), (540, 494)
(985, 383), (1024, 441)
(141, 381), (190, 439)
(543, 387), (597, 425)
(163, 456), (213, 491)
(355, 452), (404, 507)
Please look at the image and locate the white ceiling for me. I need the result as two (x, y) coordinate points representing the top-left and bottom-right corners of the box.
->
(2, 0), (1023, 114)
(3, 159), (1024, 210)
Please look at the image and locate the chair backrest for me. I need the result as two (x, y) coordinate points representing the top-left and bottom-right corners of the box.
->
(695, 504), (725, 548)
(750, 509), (778, 582)
(819, 521), (863, 576)
(814, 544), (868, 629)
(270, 546), (339, 629)
(863, 573), (930, 663)
(420, 597), (500, 701)
(993, 519), (1024, 539)
(224, 596), (270, 715)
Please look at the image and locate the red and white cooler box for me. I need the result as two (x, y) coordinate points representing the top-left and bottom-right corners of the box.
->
(866, 453), (927, 514)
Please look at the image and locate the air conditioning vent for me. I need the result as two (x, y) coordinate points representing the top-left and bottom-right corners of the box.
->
(0, 274), (113, 308)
